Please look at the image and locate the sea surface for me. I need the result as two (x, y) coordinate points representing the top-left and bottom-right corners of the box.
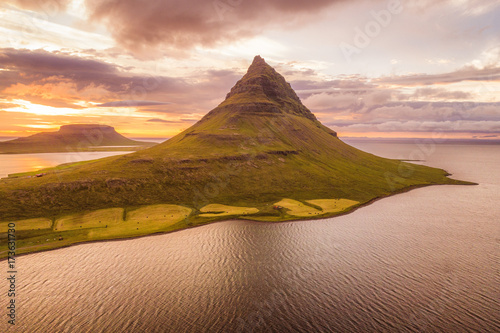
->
(1, 141), (499, 332)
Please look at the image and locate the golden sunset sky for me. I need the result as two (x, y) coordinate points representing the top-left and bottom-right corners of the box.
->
(0, 0), (499, 139)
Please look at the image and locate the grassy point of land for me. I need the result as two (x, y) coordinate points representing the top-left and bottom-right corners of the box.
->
(272, 198), (360, 217)
(305, 199), (360, 213)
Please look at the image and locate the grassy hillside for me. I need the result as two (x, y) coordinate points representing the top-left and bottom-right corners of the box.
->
(0, 109), (469, 219)
(0, 56), (474, 258)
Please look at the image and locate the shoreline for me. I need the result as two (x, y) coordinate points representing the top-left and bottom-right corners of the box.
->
(0, 147), (144, 155)
(0, 180), (477, 261)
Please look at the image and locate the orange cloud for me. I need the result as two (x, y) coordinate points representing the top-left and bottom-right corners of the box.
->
(3, 80), (114, 109)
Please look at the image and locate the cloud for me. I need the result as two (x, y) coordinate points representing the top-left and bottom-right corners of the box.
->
(334, 119), (500, 133)
(0, 47), (497, 138)
(293, 78), (375, 94)
(0, 48), (246, 117)
(0, 102), (20, 109)
(146, 118), (179, 123)
(2, 78), (114, 109)
(97, 100), (172, 107)
(0, 49), (187, 94)
(279, 66), (500, 136)
(321, 101), (500, 134)
(0, 48), (191, 108)
(376, 66), (500, 86)
(303, 92), (361, 110)
(84, 0), (348, 56)
(0, 48), (117, 74)
(411, 87), (472, 100)
(5, 0), (71, 11)
(377, 120), (500, 133)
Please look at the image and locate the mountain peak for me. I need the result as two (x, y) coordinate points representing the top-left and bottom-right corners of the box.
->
(252, 54), (265, 63)
(247, 55), (268, 71)
(216, 56), (317, 120)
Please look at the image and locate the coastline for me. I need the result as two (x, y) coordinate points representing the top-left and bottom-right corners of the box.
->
(0, 179), (477, 261)
(0, 146), (147, 155)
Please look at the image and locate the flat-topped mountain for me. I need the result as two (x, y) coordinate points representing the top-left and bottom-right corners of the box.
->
(0, 124), (153, 153)
(0, 56), (473, 257)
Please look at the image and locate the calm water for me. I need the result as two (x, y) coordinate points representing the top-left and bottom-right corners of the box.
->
(1, 142), (499, 332)
(0, 152), (131, 178)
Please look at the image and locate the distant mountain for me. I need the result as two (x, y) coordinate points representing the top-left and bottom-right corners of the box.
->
(0, 55), (471, 222)
(0, 124), (154, 153)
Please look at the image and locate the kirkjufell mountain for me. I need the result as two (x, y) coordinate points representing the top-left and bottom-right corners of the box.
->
(0, 56), (470, 249)
(0, 124), (152, 153)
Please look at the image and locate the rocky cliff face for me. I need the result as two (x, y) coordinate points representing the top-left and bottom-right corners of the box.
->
(216, 56), (319, 122)
(53, 124), (138, 145)
(57, 124), (117, 135)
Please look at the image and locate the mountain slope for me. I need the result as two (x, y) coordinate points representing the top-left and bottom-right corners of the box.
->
(0, 56), (472, 250)
(0, 124), (153, 153)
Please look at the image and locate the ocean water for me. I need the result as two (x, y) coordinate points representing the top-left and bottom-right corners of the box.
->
(1, 142), (499, 332)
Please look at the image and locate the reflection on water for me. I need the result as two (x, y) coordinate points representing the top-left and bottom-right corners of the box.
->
(1, 143), (499, 332)
(0, 151), (131, 178)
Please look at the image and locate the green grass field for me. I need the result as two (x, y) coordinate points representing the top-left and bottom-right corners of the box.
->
(306, 199), (359, 213)
(0, 218), (52, 233)
(0, 204), (193, 258)
(126, 204), (191, 228)
(199, 204), (259, 217)
(88, 204), (192, 239)
(55, 208), (124, 231)
(271, 198), (359, 217)
(274, 198), (324, 217)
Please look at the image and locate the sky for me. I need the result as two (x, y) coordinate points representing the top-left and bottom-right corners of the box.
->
(0, 0), (499, 139)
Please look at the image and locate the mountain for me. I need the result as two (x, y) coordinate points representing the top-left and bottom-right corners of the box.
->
(0, 56), (472, 257)
(0, 124), (154, 153)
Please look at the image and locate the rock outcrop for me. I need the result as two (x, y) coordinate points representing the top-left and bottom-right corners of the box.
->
(214, 55), (322, 123)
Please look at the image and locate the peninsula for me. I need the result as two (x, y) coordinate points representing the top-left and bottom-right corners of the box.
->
(0, 56), (473, 258)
